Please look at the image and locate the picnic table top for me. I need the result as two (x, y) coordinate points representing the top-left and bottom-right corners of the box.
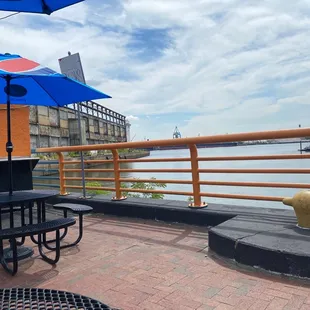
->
(0, 190), (58, 206)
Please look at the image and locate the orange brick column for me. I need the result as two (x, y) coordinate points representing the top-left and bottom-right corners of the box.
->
(0, 105), (31, 157)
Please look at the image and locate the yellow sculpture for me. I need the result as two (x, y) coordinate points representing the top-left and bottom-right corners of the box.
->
(283, 191), (310, 229)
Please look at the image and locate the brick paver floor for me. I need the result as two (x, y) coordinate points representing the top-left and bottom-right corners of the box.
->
(1, 214), (310, 309)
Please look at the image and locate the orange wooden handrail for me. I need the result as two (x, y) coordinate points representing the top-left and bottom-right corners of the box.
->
(198, 154), (310, 161)
(118, 168), (192, 173)
(37, 127), (310, 153)
(45, 128), (310, 208)
(62, 154), (310, 164)
(199, 168), (310, 174)
(57, 152), (67, 196)
(111, 149), (126, 200)
(63, 168), (114, 173)
(64, 177), (310, 188)
(200, 192), (284, 202)
(63, 159), (114, 164)
(199, 180), (310, 188)
(66, 185), (115, 192)
(64, 177), (116, 182)
(64, 185), (192, 196)
(118, 157), (190, 163)
(189, 145), (204, 207)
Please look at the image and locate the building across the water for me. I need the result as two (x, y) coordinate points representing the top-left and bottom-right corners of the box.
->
(29, 100), (128, 149)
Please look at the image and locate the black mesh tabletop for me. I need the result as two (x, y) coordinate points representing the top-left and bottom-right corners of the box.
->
(0, 190), (58, 207)
(0, 288), (115, 310)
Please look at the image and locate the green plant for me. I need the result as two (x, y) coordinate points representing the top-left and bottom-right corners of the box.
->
(188, 196), (194, 203)
(121, 177), (166, 199)
(85, 181), (112, 196)
(98, 150), (111, 155)
(116, 148), (146, 154)
(84, 178), (167, 199)
(118, 148), (129, 154)
(68, 151), (92, 158)
(36, 153), (58, 160)
(68, 151), (80, 158)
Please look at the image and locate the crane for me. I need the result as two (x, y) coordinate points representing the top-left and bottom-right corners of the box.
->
(173, 126), (182, 139)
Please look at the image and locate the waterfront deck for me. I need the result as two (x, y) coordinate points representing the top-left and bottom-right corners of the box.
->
(2, 213), (310, 310)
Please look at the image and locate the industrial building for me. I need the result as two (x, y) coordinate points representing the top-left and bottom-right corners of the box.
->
(29, 100), (128, 149)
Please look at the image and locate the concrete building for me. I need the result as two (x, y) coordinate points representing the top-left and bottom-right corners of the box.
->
(125, 120), (131, 142)
(29, 101), (127, 149)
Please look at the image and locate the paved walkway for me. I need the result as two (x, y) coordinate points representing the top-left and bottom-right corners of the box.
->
(1, 214), (310, 309)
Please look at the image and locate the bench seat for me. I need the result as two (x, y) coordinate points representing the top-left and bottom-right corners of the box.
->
(0, 218), (76, 276)
(45, 203), (93, 250)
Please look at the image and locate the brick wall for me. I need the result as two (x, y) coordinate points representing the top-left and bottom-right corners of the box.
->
(0, 106), (30, 157)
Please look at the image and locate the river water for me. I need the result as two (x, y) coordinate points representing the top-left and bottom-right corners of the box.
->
(36, 143), (310, 210)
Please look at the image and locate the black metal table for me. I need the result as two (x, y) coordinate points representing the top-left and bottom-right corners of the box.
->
(0, 190), (58, 262)
(0, 288), (114, 309)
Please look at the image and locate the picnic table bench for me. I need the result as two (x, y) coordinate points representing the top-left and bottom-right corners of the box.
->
(45, 203), (93, 249)
(0, 217), (76, 275)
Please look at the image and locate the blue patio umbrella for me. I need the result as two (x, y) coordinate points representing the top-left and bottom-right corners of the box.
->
(0, 0), (84, 14)
(0, 53), (111, 195)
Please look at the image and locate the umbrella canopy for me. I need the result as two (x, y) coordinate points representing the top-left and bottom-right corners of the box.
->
(0, 53), (111, 195)
(0, 53), (111, 105)
(0, 0), (84, 14)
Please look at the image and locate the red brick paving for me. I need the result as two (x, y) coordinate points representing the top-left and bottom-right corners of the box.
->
(1, 215), (310, 309)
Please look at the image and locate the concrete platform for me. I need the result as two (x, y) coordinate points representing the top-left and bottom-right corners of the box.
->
(45, 193), (310, 279)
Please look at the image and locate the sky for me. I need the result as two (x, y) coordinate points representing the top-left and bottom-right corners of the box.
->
(0, 0), (310, 141)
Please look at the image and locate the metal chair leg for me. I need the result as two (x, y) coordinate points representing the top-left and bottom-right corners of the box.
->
(43, 214), (84, 250)
(38, 231), (60, 265)
(16, 204), (26, 246)
(0, 238), (18, 276)
(43, 210), (68, 244)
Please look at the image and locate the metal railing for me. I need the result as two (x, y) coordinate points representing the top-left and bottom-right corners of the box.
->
(32, 160), (60, 189)
(35, 128), (310, 208)
(68, 100), (126, 126)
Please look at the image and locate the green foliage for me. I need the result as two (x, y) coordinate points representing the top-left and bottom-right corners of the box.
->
(121, 177), (166, 199)
(188, 196), (194, 203)
(118, 148), (129, 154)
(68, 151), (92, 158)
(36, 153), (58, 160)
(98, 150), (111, 155)
(116, 148), (145, 154)
(68, 151), (80, 158)
(84, 151), (92, 157)
(85, 178), (166, 200)
(85, 181), (112, 196)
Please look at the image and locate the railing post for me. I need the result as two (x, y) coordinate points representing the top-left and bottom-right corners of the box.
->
(111, 149), (127, 201)
(57, 152), (68, 196)
(189, 145), (207, 208)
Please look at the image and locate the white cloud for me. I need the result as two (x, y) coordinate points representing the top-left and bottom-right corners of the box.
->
(0, 0), (310, 140)
(126, 115), (139, 121)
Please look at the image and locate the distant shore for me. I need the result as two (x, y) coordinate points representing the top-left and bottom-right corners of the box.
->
(34, 150), (150, 176)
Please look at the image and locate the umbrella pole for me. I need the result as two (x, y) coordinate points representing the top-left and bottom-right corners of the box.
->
(6, 76), (13, 196)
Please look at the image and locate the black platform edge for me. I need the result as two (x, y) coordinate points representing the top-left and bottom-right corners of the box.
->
(46, 193), (294, 227)
(46, 195), (227, 226)
(235, 240), (310, 278)
(207, 213), (310, 279)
